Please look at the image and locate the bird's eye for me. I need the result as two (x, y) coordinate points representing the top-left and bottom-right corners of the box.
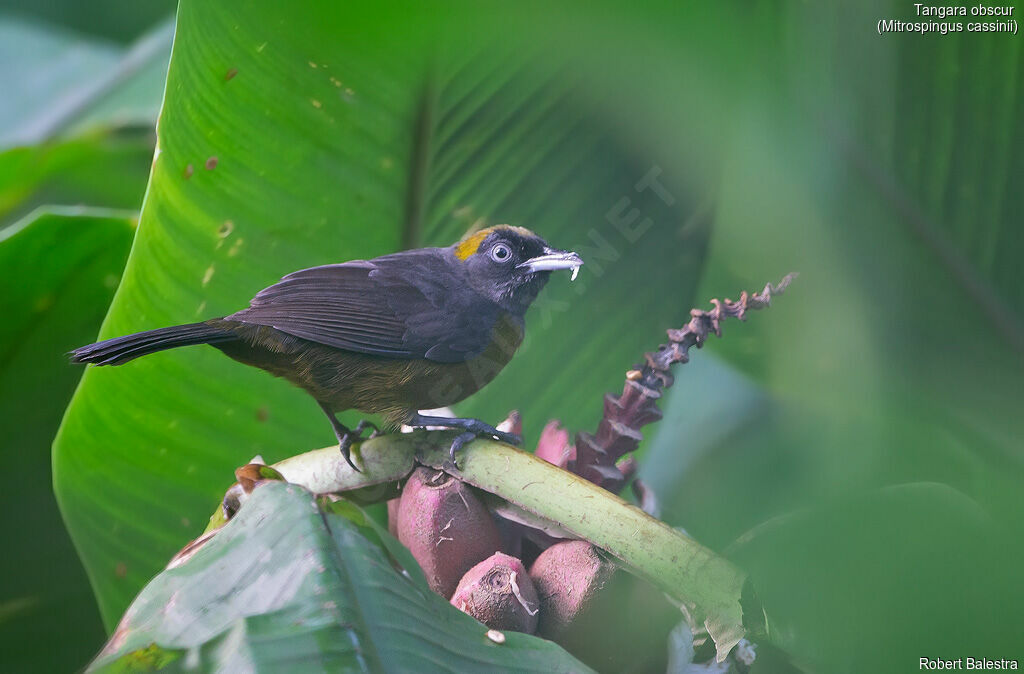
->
(489, 243), (512, 263)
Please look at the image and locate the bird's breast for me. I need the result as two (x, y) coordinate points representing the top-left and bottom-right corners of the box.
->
(386, 312), (524, 414)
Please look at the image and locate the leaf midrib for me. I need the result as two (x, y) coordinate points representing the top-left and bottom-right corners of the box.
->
(402, 76), (438, 249)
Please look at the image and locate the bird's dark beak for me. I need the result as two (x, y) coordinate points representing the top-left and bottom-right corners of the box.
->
(517, 247), (583, 280)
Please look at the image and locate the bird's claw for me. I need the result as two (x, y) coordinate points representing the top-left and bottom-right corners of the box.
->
(338, 434), (360, 473)
(337, 419), (379, 473)
(447, 431), (477, 465)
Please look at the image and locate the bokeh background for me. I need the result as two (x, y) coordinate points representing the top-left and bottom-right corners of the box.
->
(1, 1), (1021, 672)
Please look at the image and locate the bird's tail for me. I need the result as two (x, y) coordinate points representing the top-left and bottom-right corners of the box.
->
(69, 321), (235, 366)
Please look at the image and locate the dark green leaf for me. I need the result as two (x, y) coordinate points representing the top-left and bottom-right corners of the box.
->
(88, 482), (591, 673)
(0, 208), (134, 673)
(0, 16), (172, 150)
(0, 131), (153, 230)
(0, 17), (118, 148)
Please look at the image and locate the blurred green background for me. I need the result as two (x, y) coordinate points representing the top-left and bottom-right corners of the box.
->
(1, 1), (1021, 672)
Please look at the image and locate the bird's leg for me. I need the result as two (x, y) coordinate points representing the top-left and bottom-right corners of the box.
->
(406, 412), (523, 464)
(318, 402), (377, 472)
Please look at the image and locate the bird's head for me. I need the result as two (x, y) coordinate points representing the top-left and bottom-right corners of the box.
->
(452, 225), (582, 315)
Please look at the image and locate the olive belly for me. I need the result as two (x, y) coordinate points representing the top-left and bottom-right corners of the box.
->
(214, 320), (522, 427)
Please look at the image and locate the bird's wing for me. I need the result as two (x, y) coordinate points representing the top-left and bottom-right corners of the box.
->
(227, 249), (502, 363)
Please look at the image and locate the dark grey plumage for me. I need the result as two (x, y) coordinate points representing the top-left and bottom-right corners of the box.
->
(69, 225), (582, 469)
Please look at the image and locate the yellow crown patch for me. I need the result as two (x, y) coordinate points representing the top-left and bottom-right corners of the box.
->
(454, 225), (535, 261)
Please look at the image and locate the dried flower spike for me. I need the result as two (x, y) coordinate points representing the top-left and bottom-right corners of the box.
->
(572, 275), (797, 492)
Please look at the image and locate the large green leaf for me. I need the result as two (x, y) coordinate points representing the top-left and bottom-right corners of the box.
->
(0, 130), (153, 230)
(0, 16), (118, 149)
(0, 17), (172, 230)
(88, 482), (590, 673)
(62, 20), (174, 139)
(0, 16), (172, 151)
(0, 208), (134, 673)
(54, 1), (717, 625)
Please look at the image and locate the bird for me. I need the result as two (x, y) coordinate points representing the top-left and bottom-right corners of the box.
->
(70, 225), (582, 471)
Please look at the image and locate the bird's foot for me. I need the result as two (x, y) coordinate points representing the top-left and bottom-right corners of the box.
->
(336, 419), (379, 473)
(407, 413), (522, 469)
(447, 417), (522, 446)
